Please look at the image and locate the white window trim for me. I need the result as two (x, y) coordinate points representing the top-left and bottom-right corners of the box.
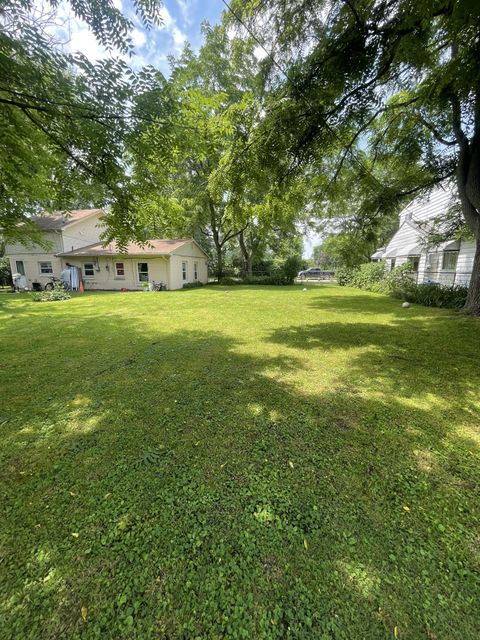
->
(15, 260), (25, 276)
(115, 261), (126, 279)
(441, 250), (459, 272)
(137, 262), (149, 282)
(182, 261), (188, 281)
(83, 262), (95, 278)
(38, 261), (53, 275)
(194, 262), (198, 280)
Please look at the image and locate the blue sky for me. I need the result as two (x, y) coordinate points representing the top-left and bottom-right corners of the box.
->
(55, 0), (224, 76)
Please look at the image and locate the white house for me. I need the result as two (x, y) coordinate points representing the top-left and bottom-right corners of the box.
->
(372, 184), (476, 286)
(5, 209), (209, 290)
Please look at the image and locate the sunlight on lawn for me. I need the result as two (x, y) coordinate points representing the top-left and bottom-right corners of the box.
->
(0, 285), (479, 639)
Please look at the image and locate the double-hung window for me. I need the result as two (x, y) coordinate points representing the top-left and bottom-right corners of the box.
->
(442, 251), (458, 271)
(39, 261), (53, 274)
(115, 262), (125, 278)
(182, 261), (188, 281)
(83, 263), (95, 278)
(411, 256), (420, 272)
(16, 260), (25, 276)
(137, 262), (149, 282)
(194, 262), (198, 280)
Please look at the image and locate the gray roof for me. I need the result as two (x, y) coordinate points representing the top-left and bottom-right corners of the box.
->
(31, 209), (104, 230)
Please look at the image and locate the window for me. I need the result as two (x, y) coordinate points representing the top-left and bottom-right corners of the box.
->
(442, 251), (458, 271)
(115, 262), (125, 277)
(182, 261), (187, 281)
(39, 261), (53, 274)
(137, 262), (149, 282)
(15, 260), (25, 276)
(411, 256), (420, 272)
(83, 263), (95, 278)
(194, 262), (198, 280)
(390, 258), (396, 270)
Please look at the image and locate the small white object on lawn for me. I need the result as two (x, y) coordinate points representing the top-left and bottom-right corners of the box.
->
(302, 288), (308, 291)
(402, 301), (410, 308)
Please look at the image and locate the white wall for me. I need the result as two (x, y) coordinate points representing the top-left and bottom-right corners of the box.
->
(5, 231), (63, 289)
(382, 185), (476, 285)
(61, 214), (105, 251)
(169, 248), (208, 290)
(62, 256), (170, 290)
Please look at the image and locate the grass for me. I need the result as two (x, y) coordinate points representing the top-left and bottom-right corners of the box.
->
(0, 285), (479, 639)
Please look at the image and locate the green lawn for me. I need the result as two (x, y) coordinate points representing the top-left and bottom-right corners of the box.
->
(1, 285), (479, 639)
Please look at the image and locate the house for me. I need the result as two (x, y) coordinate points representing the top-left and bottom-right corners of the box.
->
(371, 184), (476, 286)
(5, 209), (209, 290)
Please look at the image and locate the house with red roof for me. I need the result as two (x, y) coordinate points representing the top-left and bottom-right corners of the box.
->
(5, 209), (208, 290)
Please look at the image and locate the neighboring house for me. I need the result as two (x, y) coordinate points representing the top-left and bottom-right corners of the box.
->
(371, 184), (476, 286)
(5, 209), (208, 290)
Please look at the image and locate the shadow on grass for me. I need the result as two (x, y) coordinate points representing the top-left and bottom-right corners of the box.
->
(0, 305), (479, 639)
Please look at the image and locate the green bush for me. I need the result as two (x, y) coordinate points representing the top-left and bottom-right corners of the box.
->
(217, 277), (242, 285)
(242, 274), (290, 285)
(31, 283), (71, 302)
(385, 262), (417, 295)
(281, 255), (303, 284)
(401, 283), (468, 309)
(182, 281), (204, 289)
(349, 262), (387, 292)
(336, 266), (355, 286)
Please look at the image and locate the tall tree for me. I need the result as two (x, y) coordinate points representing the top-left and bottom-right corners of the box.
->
(231, 0), (480, 314)
(130, 23), (268, 277)
(0, 0), (162, 243)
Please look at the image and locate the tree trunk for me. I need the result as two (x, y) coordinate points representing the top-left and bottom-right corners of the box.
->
(215, 242), (224, 279)
(238, 230), (253, 276)
(464, 237), (480, 315)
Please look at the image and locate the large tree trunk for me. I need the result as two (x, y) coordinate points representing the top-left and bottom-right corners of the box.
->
(215, 241), (224, 279)
(238, 230), (253, 276)
(452, 92), (480, 315)
(464, 237), (480, 315)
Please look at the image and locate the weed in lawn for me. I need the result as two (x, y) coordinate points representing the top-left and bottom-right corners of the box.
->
(0, 286), (479, 639)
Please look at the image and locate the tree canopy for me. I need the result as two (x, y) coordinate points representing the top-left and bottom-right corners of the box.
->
(1, 0), (163, 243)
(231, 0), (480, 313)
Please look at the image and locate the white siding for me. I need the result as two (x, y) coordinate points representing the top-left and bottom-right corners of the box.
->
(381, 184), (476, 285)
(61, 256), (170, 290)
(60, 213), (104, 251)
(5, 231), (63, 289)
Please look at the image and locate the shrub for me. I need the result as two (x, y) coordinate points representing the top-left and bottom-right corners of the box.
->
(31, 283), (71, 302)
(217, 277), (242, 285)
(401, 283), (468, 309)
(336, 266), (355, 286)
(281, 255), (303, 284)
(182, 281), (204, 289)
(349, 262), (387, 292)
(242, 274), (290, 285)
(385, 262), (416, 295)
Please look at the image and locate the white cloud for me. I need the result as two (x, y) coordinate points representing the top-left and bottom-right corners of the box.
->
(176, 0), (192, 25)
(159, 6), (187, 55)
(131, 28), (146, 48)
(70, 25), (109, 60)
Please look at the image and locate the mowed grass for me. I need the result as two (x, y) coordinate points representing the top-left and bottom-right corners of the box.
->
(0, 285), (479, 639)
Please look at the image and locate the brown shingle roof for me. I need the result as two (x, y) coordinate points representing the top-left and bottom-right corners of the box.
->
(32, 209), (104, 230)
(58, 239), (192, 257)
